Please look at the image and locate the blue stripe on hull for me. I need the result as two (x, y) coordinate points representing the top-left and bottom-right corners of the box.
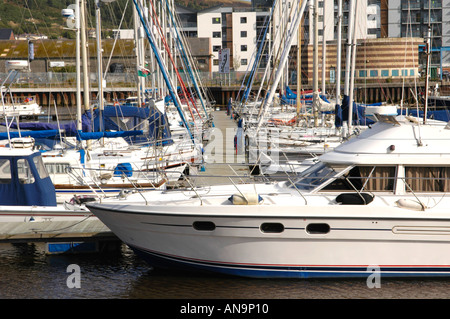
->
(130, 245), (450, 279)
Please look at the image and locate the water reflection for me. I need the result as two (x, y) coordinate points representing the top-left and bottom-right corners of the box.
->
(2, 242), (450, 299)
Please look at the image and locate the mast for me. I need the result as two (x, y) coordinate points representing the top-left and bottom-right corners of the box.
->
(321, 0), (326, 96)
(95, 0), (104, 134)
(296, 10), (301, 121)
(80, 0), (90, 115)
(75, 1), (82, 136)
(336, 0), (342, 107)
(255, 0), (308, 132)
(344, 0), (355, 97)
(80, 0), (91, 150)
(348, 0), (358, 133)
(312, 0), (319, 127)
(424, 0), (431, 124)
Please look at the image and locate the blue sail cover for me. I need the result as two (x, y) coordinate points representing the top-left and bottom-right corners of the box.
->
(2, 104), (174, 146)
(398, 109), (450, 122)
(0, 151), (57, 206)
(4, 112), (92, 136)
(93, 105), (173, 145)
(338, 95), (377, 126)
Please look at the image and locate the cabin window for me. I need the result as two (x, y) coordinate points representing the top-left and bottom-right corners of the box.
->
(17, 159), (35, 184)
(405, 167), (450, 192)
(0, 159), (11, 184)
(323, 166), (396, 192)
(33, 156), (49, 179)
(45, 163), (71, 174)
(294, 163), (349, 191)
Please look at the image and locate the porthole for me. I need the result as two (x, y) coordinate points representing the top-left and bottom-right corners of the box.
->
(306, 223), (330, 234)
(193, 221), (216, 231)
(260, 223), (284, 233)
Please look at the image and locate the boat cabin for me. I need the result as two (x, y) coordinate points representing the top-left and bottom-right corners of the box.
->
(0, 139), (57, 206)
(291, 116), (450, 198)
(292, 162), (450, 195)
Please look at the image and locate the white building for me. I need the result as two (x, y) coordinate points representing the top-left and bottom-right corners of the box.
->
(196, 6), (259, 72)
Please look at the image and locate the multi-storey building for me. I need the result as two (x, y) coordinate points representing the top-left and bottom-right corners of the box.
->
(385, 0), (450, 77)
(177, 1), (450, 80)
(194, 6), (259, 72)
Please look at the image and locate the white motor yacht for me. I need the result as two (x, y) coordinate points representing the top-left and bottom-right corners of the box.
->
(87, 115), (450, 278)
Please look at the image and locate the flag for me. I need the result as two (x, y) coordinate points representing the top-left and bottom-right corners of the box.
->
(138, 66), (150, 77)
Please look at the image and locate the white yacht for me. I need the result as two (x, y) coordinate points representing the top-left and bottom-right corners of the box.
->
(86, 114), (450, 278)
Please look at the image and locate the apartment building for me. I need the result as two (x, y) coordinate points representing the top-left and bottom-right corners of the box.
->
(385, 0), (450, 76)
(195, 6), (258, 72)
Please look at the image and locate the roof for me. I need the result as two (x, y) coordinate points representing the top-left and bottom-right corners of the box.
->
(0, 39), (135, 59)
(0, 29), (14, 40)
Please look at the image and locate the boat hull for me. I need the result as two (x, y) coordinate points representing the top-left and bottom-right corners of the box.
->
(87, 202), (450, 278)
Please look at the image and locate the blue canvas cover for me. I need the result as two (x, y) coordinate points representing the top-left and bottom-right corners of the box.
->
(0, 151), (57, 206)
(92, 105), (173, 145)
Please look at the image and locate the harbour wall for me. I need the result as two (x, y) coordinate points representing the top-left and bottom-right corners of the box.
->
(5, 81), (441, 112)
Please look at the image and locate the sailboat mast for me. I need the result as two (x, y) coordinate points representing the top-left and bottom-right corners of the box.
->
(95, 0), (104, 133)
(312, 0), (319, 127)
(344, 0), (355, 97)
(80, 0), (90, 114)
(336, 0), (342, 106)
(424, 0), (431, 125)
(75, 0), (82, 134)
(321, 0), (326, 96)
(348, 0), (358, 133)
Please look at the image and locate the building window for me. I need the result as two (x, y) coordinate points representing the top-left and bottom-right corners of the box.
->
(402, 69), (408, 76)
(212, 17), (221, 24)
(241, 45), (247, 52)
(212, 32), (221, 38)
(410, 69), (415, 76)
(370, 70), (378, 77)
(241, 59), (248, 65)
(359, 70), (367, 78)
(240, 17), (247, 24)
(213, 45), (221, 52)
(241, 31), (247, 38)
(392, 70), (399, 77)
(381, 70), (389, 77)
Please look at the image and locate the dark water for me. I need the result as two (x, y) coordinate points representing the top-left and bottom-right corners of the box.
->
(2, 242), (450, 301)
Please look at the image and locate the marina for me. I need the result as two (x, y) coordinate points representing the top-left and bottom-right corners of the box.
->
(4, 0), (450, 306)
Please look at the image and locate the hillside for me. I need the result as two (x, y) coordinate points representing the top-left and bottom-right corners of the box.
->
(0, 0), (251, 39)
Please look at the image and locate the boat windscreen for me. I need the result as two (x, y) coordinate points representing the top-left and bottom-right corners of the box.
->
(290, 163), (352, 191)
